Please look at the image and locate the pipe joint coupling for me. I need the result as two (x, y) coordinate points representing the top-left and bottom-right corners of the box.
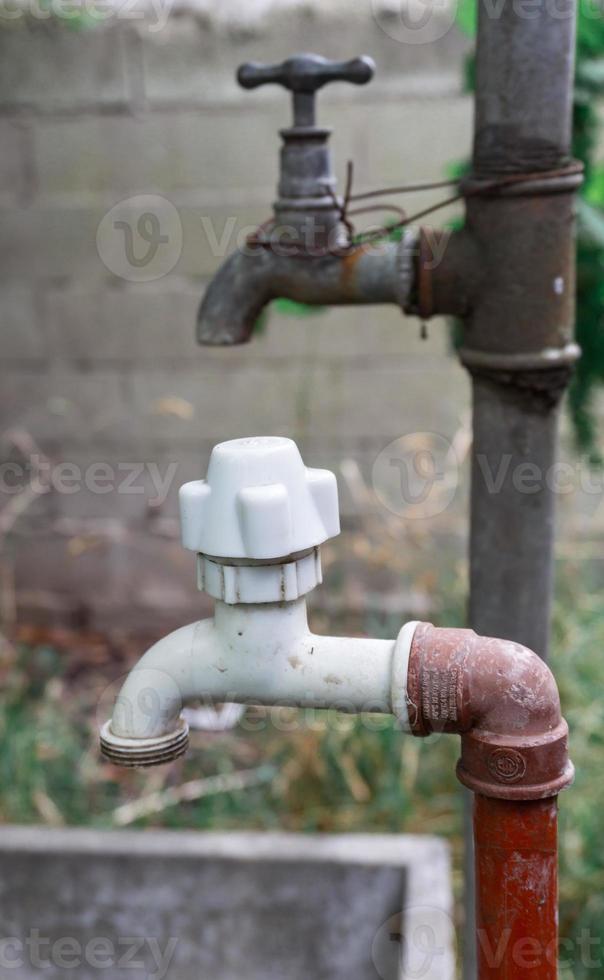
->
(457, 723), (573, 801)
(406, 623), (574, 801)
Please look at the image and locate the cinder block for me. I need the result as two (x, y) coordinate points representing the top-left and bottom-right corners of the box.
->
(34, 110), (279, 200)
(244, 305), (320, 362)
(0, 22), (129, 111)
(48, 281), (446, 370)
(0, 205), (105, 282)
(10, 521), (202, 633)
(0, 370), (52, 433)
(364, 98), (473, 188)
(32, 449), (186, 523)
(0, 199), (267, 283)
(177, 202), (269, 278)
(119, 529), (197, 612)
(45, 278), (320, 365)
(127, 363), (308, 450)
(0, 368), (128, 449)
(308, 305), (453, 361)
(0, 121), (29, 206)
(11, 527), (161, 623)
(305, 361), (469, 441)
(139, 9), (469, 107)
(45, 279), (200, 363)
(0, 287), (46, 361)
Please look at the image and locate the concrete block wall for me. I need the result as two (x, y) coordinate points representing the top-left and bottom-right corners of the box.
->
(1, 2), (478, 632)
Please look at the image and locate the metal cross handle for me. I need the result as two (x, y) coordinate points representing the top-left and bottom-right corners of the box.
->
(237, 53), (375, 127)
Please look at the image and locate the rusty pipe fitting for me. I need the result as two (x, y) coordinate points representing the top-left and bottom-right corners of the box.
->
(406, 623), (574, 800)
(411, 226), (481, 320)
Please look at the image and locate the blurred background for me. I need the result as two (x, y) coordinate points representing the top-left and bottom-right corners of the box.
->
(1, 0), (604, 976)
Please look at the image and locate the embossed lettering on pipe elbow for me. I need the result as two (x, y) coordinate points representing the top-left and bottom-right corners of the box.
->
(406, 623), (574, 800)
(197, 235), (417, 346)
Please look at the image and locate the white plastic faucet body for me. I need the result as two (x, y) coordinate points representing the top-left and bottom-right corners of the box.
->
(101, 438), (418, 766)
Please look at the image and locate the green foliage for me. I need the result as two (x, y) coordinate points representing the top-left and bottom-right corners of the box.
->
(456, 0), (604, 459)
(570, 5), (604, 460)
(272, 298), (325, 317)
(455, 0), (477, 38)
(552, 566), (604, 978)
(37, 0), (102, 30)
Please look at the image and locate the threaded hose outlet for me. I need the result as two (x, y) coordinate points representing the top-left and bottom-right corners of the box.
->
(100, 718), (189, 768)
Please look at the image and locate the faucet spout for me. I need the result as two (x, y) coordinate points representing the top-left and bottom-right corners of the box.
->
(100, 598), (410, 767)
(99, 620), (215, 766)
(197, 248), (275, 346)
(197, 236), (417, 346)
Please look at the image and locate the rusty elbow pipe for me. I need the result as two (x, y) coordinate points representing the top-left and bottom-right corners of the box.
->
(406, 623), (573, 801)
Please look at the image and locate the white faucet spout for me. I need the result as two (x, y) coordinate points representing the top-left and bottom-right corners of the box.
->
(101, 597), (411, 766)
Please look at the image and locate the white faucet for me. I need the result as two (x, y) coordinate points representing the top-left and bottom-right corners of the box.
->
(100, 437), (417, 766)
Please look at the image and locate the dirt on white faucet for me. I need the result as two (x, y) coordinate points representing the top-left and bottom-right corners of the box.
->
(100, 436), (418, 766)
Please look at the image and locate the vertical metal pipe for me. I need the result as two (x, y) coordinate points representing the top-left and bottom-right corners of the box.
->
(469, 383), (559, 657)
(473, 0), (576, 178)
(467, 0), (577, 656)
(474, 795), (559, 979)
(463, 2), (578, 973)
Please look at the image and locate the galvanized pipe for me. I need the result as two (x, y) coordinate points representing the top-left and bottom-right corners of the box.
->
(473, 0), (576, 177)
(466, 0), (578, 657)
(197, 236), (416, 346)
(468, 380), (562, 657)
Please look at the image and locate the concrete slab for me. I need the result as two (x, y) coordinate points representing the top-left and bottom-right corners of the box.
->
(0, 827), (454, 979)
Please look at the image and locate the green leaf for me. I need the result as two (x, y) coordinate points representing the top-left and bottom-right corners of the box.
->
(456, 0), (477, 37)
(576, 59), (604, 91)
(577, 199), (604, 246)
(272, 298), (325, 317)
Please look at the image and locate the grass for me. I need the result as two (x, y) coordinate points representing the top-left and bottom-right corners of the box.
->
(553, 566), (604, 978)
(0, 557), (602, 977)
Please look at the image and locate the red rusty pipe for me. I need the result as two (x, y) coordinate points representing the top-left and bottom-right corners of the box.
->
(406, 624), (573, 979)
(474, 796), (558, 979)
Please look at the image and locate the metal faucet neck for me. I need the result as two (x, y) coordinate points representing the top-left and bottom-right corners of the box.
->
(236, 53), (375, 250)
